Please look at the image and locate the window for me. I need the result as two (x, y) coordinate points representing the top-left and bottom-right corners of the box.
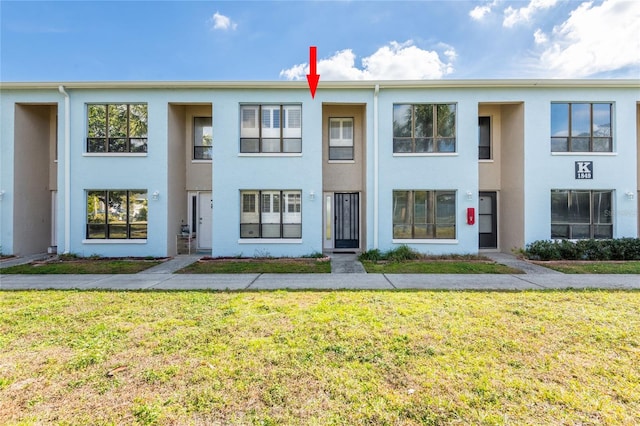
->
(329, 118), (354, 160)
(240, 104), (302, 153)
(392, 190), (456, 239)
(193, 117), (212, 160)
(551, 190), (612, 239)
(86, 190), (147, 239)
(550, 103), (612, 152)
(87, 104), (148, 153)
(393, 104), (456, 153)
(478, 116), (491, 159)
(240, 190), (302, 238)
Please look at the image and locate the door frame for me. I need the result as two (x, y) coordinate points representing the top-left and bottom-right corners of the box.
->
(188, 191), (213, 250)
(478, 191), (498, 250)
(324, 191), (361, 250)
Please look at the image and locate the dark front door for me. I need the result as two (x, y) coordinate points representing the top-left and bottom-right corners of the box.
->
(335, 193), (359, 249)
(479, 192), (497, 249)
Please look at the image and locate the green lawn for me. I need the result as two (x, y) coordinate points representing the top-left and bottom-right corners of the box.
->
(1, 290), (638, 425)
(0, 259), (161, 274)
(361, 260), (524, 274)
(178, 258), (331, 273)
(535, 261), (640, 274)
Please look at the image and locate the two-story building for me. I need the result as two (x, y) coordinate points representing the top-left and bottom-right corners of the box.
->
(1, 80), (638, 258)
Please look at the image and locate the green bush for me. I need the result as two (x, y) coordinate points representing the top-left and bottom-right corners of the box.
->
(524, 238), (640, 261)
(359, 249), (383, 262)
(359, 245), (422, 263)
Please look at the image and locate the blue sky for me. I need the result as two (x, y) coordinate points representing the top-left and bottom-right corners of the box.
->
(1, 0), (638, 82)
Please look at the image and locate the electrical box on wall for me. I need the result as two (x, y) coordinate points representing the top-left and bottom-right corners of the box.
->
(467, 207), (475, 225)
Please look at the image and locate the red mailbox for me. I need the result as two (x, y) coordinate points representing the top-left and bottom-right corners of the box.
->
(467, 207), (475, 225)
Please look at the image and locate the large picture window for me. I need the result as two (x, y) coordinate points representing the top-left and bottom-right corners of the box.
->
(240, 104), (302, 153)
(550, 103), (612, 152)
(329, 117), (354, 160)
(86, 190), (148, 239)
(193, 117), (213, 160)
(551, 190), (613, 239)
(240, 190), (302, 238)
(393, 190), (456, 239)
(87, 104), (148, 153)
(393, 104), (456, 153)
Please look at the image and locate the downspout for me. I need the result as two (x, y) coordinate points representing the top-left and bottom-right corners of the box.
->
(373, 84), (379, 249)
(58, 85), (70, 254)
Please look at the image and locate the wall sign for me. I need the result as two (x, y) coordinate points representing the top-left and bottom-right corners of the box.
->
(575, 161), (593, 179)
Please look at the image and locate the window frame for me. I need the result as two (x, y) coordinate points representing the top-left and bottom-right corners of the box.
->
(392, 190), (457, 240)
(240, 190), (302, 239)
(328, 117), (355, 161)
(86, 189), (148, 240)
(550, 189), (613, 239)
(393, 103), (457, 154)
(478, 116), (491, 160)
(193, 116), (213, 160)
(240, 104), (302, 154)
(86, 103), (148, 153)
(550, 102), (613, 153)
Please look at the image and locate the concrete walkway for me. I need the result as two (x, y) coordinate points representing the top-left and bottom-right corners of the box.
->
(330, 253), (366, 273)
(1, 252), (638, 291)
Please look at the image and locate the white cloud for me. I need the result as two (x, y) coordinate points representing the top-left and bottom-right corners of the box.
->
(533, 28), (548, 44)
(503, 0), (558, 28)
(211, 11), (237, 31)
(279, 41), (455, 81)
(469, 0), (500, 21)
(537, 0), (640, 77)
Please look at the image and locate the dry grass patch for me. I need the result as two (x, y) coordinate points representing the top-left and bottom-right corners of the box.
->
(1, 290), (639, 424)
(532, 261), (640, 274)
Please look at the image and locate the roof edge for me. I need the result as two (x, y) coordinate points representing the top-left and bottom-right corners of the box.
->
(1, 79), (639, 90)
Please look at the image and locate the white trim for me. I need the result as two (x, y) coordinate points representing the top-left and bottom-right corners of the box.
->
(392, 239), (459, 245)
(191, 160), (212, 164)
(393, 153), (459, 158)
(83, 153), (147, 157)
(551, 152), (617, 156)
(328, 160), (355, 164)
(374, 84), (379, 249)
(83, 239), (147, 244)
(238, 239), (303, 244)
(238, 153), (302, 157)
(479, 159), (495, 163)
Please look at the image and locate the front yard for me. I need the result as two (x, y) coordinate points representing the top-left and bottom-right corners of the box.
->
(1, 290), (639, 425)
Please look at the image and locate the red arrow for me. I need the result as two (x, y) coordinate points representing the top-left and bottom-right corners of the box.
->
(306, 46), (320, 99)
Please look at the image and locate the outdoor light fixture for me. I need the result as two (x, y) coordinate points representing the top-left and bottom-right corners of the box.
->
(0, 190), (4, 201)
(309, 190), (315, 201)
(625, 191), (635, 200)
(152, 190), (160, 201)
(466, 191), (473, 201)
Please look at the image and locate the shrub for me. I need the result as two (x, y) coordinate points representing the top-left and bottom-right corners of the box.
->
(359, 249), (383, 262)
(524, 238), (640, 261)
(385, 245), (421, 262)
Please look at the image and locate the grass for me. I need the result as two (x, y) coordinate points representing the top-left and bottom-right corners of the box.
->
(178, 257), (331, 273)
(1, 290), (639, 425)
(534, 261), (640, 274)
(361, 260), (523, 274)
(0, 259), (162, 274)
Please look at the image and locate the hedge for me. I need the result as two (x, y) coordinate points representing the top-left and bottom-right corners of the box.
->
(524, 238), (640, 261)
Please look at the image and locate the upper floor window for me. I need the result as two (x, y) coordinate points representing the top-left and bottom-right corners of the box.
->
(87, 104), (148, 153)
(551, 103), (612, 152)
(240, 104), (302, 153)
(193, 117), (212, 160)
(551, 190), (612, 239)
(329, 117), (354, 160)
(392, 190), (456, 239)
(393, 104), (456, 154)
(478, 116), (491, 160)
(86, 190), (147, 239)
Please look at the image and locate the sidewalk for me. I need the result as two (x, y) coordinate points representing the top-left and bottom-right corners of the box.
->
(1, 272), (638, 291)
(2, 252), (638, 291)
